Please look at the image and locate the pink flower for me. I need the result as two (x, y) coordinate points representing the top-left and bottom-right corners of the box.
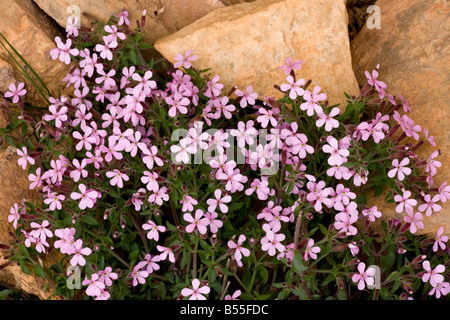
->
(316, 107), (340, 132)
(235, 86), (258, 108)
(132, 70), (157, 95)
(261, 224), (286, 256)
(54, 228), (76, 254)
(180, 194), (198, 212)
(418, 194), (441, 216)
(388, 158), (412, 181)
(69, 239), (92, 267)
(394, 189), (417, 213)
(106, 169), (129, 188)
(70, 159), (88, 182)
(95, 36), (117, 61)
(322, 136), (349, 166)
(403, 207), (424, 234)
(142, 145), (164, 170)
(137, 254), (161, 274)
(216, 165), (248, 193)
(8, 203), (22, 229)
(230, 120), (257, 148)
(300, 86), (326, 116)
(362, 206), (382, 222)
(228, 234), (251, 264)
(279, 57), (302, 75)
(365, 69), (387, 98)
(428, 282), (449, 299)
(28, 167), (43, 190)
(4, 82), (27, 103)
(256, 107), (278, 128)
(73, 127), (96, 151)
(17, 147), (35, 170)
(65, 16), (79, 37)
(181, 278), (210, 300)
(280, 75), (305, 99)
(214, 96), (236, 119)
(96, 68), (117, 90)
(157, 245), (175, 263)
(349, 242), (359, 256)
(142, 220), (166, 241)
(207, 189), (232, 213)
(44, 192), (65, 211)
(166, 92), (190, 117)
(148, 187), (169, 206)
(426, 151), (441, 177)
(204, 211), (223, 234)
(130, 265), (149, 286)
(245, 177), (273, 201)
(70, 183), (98, 210)
(352, 262), (376, 290)
(117, 9), (130, 26)
(423, 129), (436, 147)
(50, 36), (79, 64)
(141, 171), (159, 192)
(398, 94), (411, 112)
(183, 209), (209, 234)
(82, 273), (105, 297)
(422, 261), (445, 287)
(225, 290), (242, 300)
(104, 25), (126, 43)
(433, 227), (448, 252)
(30, 220), (53, 241)
(303, 239), (321, 261)
(44, 104), (68, 128)
(334, 212), (358, 236)
(204, 75), (224, 97)
(174, 50), (198, 69)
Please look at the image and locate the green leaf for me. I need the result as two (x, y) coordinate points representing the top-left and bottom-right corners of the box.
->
(34, 265), (45, 278)
(259, 266), (269, 285)
(0, 289), (12, 300)
(81, 215), (99, 226)
(293, 252), (307, 272)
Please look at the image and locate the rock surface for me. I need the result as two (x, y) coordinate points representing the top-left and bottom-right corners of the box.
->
(352, 0), (450, 236)
(0, 0), (69, 105)
(32, 0), (224, 44)
(0, 149), (50, 300)
(154, 0), (360, 109)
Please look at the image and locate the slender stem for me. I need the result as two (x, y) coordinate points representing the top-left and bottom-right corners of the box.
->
(192, 239), (199, 279)
(293, 214), (302, 250)
(126, 212), (149, 255)
(168, 198), (179, 226)
(105, 246), (131, 269)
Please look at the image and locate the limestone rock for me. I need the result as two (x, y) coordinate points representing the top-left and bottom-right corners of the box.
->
(352, 0), (450, 236)
(221, 0), (256, 5)
(32, 0), (224, 44)
(154, 0), (360, 109)
(0, 0), (69, 105)
(0, 149), (50, 300)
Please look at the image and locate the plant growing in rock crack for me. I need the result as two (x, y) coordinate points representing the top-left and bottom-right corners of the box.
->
(0, 9), (448, 300)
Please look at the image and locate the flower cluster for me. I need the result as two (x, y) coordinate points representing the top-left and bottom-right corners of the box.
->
(0, 9), (448, 301)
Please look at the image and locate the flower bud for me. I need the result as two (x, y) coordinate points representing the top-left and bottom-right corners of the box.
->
(331, 243), (349, 252)
(347, 258), (360, 266)
(400, 222), (411, 234)
(230, 258), (237, 274)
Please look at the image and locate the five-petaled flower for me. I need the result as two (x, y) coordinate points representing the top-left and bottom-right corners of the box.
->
(181, 278), (210, 300)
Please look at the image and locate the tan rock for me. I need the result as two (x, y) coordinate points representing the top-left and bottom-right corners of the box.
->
(221, 0), (256, 5)
(154, 0), (360, 109)
(352, 0), (450, 236)
(32, 0), (224, 44)
(0, 0), (69, 105)
(0, 149), (51, 300)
